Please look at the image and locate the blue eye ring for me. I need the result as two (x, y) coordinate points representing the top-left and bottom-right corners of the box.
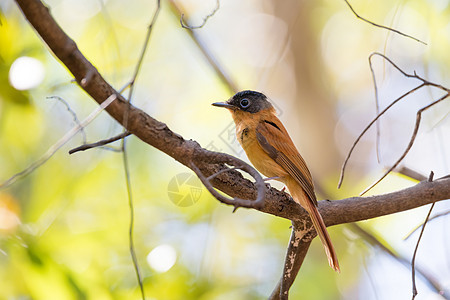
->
(240, 98), (250, 108)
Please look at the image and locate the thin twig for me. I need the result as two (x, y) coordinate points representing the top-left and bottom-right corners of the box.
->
(411, 200), (435, 300)
(370, 53), (420, 79)
(368, 54), (382, 163)
(191, 161), (265, 212)
(127, 0), (161, 100)
(362, 255), (381, 300)
(338, 52), (450, 194)
(121, 1), (161, 299)
(122, 140), (143, 298)
(338, 83), (424, 188)
(344, 0), (427, 45)
(180, 0), (220, 29)
(47, 96), (87, 144)
(337, 53), (425, 189)
(190, 148), (266, 211)
(64, 81), (131, 154)
(396, 166), (427, 182)
(68, 131), (131, 154)
(168, 0), (238, 93)
(0, 94), (117, 189)
(360, 93), (449, 195)
(405, 209), (450, 240)
(98, 0), (122, 66)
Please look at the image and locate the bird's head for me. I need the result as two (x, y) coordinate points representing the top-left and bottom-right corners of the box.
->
(212, 90), (273, 114)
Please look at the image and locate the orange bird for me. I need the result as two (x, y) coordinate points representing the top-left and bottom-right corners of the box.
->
(213, 90), (340, 272)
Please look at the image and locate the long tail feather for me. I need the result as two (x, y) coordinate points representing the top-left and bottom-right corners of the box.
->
(288, 181), (340, 272)
(305, 199), (340, 272)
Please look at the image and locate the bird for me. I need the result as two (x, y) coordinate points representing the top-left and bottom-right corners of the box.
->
(212, 90), (340, 272)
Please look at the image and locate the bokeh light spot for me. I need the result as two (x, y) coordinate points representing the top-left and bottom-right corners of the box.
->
(9, 56), (45, 90)
(146, 244), (177, 273)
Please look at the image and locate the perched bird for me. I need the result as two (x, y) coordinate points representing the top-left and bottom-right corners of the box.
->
(212, 90), (340, 272)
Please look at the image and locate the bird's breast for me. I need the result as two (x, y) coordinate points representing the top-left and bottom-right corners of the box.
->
(235, 123), (287, 180)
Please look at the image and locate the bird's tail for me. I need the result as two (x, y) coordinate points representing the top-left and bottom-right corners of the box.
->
(304, 199), (340, 272)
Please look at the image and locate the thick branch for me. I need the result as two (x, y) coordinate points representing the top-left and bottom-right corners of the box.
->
(320, 178), (450, 226)
(270, 221), (314, 300)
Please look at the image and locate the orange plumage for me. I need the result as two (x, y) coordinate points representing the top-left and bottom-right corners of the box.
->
(213, 90), (340, 272)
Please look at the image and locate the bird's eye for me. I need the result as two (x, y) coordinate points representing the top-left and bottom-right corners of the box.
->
(240, 98), (250, 108)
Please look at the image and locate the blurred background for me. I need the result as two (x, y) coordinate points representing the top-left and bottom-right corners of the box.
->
(1, 0), (449, 299)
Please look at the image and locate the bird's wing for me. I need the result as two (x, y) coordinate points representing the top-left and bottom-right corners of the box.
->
(256, 120), (317, 205)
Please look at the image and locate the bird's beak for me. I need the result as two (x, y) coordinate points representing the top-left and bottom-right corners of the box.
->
(212, 101), (235, 109)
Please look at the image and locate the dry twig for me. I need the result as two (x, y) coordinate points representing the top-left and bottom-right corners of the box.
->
(411, 201), (435, 300)
(68, 131), (131, 154)
(120, 2), (161, 299)
(344, 0), (427, 45)
(190, 149), (266, 211)
(0, 94), (117, 189)
(338, 52), (450, 196)
(168, 0), (238, 93)
(180, 0), (220, 29)
(411, 172), (435, 300)
(396, 166), (428, 182)
(47, 96), (87, 144)
(405, 209), (450, 240)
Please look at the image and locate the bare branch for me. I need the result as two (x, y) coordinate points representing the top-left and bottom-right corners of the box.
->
(0, 94), (117, 189)
(344, 0), (427, 45)
(396, 166), (428, 182)
(411, 200), (435, 300)
(47, 95), (86, 144)
(68, 131), (131, 154)
(268, 221), (314, 300)
(368, 50), (382, 163)
(122, 138), (143, 299)
(127, 0), (160, 101)
(190, 149), (266, 211)
(361, 93), (449, 195)
(180, 0), (220, 29)
(339, 52), (450, 195)
(405, 209), (450, 240)
(68, 81), (132, 154)
(121, 2), (161, 299)
(338, 83), (424, 188)
(168, 0), (238, 93)
(279, 221), (314, 300)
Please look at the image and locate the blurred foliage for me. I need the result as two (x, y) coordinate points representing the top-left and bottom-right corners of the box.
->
(1, 0), (449, 299)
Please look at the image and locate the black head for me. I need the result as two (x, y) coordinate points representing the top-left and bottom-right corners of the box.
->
(212, 90), (273, 113)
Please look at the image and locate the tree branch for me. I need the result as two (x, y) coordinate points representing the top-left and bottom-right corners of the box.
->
(271, 221), (314, 300)
(168, 0), (239, 94)
(344, 0), (427, 45)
